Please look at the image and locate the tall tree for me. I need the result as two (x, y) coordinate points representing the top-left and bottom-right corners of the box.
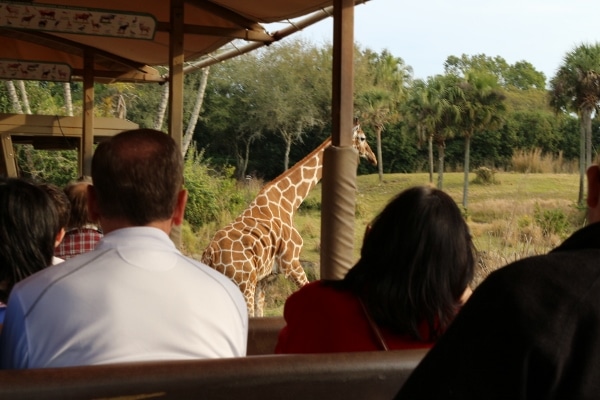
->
(356, 49), (411, 182)
(456, 71), (506, 208)
(63, 82), (74, 116)
(183, 67), (210, 157)
(5, 81), (23, 113)
(154, 83), (169, 131)
(253, 40), (324, 171)
(357, 88), (392, 182)
(445, 53), (546, 90)
(16, 80), (31, 114)
(404, 80), (433, 182)
(433, 74), (464, 189)
(550, 42), (600, 205)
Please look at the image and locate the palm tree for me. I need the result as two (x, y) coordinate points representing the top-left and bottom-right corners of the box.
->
(404, 80), (433, 182)
(357, 88), (392, 183)
(550, 43), (600, 205)
(430, 74), (463, 190)
(403, 78), (448, 184)
(457, 71), (506, 209)
(356, 50), (411, 183)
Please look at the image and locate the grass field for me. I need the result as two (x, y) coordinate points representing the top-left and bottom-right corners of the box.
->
(186, 171), (585, 316)
(267, 171), (585, 315)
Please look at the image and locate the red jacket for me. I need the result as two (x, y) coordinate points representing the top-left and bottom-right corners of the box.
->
(275, 280), (434, 353)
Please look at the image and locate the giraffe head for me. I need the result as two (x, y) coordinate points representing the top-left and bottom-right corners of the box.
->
(353, 120), (378, 166)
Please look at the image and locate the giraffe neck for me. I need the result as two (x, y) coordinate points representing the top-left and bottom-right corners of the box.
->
(255, 137), (332, 213)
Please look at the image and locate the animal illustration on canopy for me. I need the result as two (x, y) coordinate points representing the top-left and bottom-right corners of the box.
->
(201, 120), (377, 317)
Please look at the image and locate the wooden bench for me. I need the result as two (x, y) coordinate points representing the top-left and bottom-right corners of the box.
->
(0, 349), (426, 399)
(0, 317), (427, 399)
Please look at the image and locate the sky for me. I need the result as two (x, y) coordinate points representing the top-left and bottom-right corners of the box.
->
(290, 0), (600, 81)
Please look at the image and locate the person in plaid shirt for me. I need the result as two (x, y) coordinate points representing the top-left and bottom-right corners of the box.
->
(55, 179), (103, 260)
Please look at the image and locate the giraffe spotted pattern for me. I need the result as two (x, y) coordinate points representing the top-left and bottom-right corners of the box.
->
(202, 122), (376, 317)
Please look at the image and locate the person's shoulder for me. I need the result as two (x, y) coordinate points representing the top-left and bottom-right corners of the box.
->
(488, 248), (600, 287)
(9, 260), (71, 304)
(472, 248), (600, 316)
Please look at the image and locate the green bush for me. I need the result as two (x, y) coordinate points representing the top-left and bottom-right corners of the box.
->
(183, 147), (245, 229)
(16, 145), (78, 186)
(533, 203), (570, 238)
(472, 166), (499, 185)
(299, 196), (321, 212)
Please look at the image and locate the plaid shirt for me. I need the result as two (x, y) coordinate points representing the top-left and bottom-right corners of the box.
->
(55, 226), (103, 260)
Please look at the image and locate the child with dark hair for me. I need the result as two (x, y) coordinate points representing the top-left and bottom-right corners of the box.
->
(55, 180), (102, 260)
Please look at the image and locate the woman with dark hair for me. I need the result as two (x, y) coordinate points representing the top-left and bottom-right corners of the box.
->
(0, 178), (58, 323)
(275, 186), (476, 353)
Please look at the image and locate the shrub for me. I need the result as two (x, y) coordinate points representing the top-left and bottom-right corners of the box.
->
(183, 146), (246, 229)
(472, 166), (499, 185)
(299, 196), (321, 212)
(533, 203), (570, 238)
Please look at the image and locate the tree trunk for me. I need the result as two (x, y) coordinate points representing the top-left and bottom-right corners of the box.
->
(437, 142), (445, 190)
(116, 94), (126, 119)
(5, 81), (23, 114)
(583, 108), (593, 174)
(376, 126), (383, 183)
(154, 82), (169, 131)
(578, 117), (586, 205)
(63, 82), (73, 116)
(283, 130), (292, 171)
(182, 67), (210, 157)
(242, 137), (251, 179)
(428, 134), (434, 184)
(462, 135), (471, 209)
(16, 80), (31, 114)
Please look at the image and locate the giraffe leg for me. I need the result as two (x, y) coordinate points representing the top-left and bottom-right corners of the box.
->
(287, 260), (309, 287)
(240, 276), (257, 318)
(279, 228), (309, 288)
(255, 279), (268, 318)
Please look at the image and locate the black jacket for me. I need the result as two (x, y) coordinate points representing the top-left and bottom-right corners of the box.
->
(397, 222), (600, 400)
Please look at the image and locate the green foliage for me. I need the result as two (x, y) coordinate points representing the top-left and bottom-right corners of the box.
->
(183, 146), (245, 229)
(472, 167), (499, 185)
(298, 196), (321, 212)
(533, 203), (570, 238)
(15, 145), (78, 186)
(0, 43), (586, 185)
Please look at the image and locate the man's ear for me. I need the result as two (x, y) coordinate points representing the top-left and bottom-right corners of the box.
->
(55, 227), (66, 248)
(87, 185), (101, 222)
(172, 189), (188, 226)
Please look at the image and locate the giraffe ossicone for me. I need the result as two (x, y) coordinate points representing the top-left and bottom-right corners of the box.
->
(201, 121), (377, 317)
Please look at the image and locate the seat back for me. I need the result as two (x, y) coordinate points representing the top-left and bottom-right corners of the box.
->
(247, 316), (285, 355)
(0, 349), (427, 400)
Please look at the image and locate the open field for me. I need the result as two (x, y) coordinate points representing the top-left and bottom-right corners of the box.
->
(266, 171), (585, 315)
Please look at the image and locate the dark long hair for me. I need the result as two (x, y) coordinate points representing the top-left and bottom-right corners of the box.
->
(334, 186), (476, 341)
(0, 178), (58, 303)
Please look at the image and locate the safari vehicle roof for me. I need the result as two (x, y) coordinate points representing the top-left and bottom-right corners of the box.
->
(0, 0), (362, 82)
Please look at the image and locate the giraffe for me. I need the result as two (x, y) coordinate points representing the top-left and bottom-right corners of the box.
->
(201, 121), (377, 317)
